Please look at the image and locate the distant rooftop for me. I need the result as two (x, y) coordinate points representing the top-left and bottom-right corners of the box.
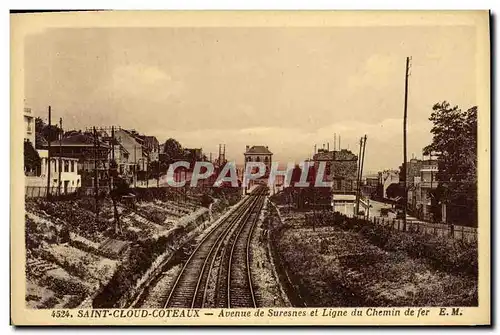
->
(245, 145), (273, 155)
(46, 133), (109, 148)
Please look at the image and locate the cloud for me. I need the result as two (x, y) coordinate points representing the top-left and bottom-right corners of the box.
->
(347, 54), (399, 91)
(150, 117), (432, 172)
(109, 64), (183, 104)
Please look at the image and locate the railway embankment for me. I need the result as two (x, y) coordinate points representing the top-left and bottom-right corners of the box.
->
(133, 197), (244, 308)
(148, 187), (266, 309)
(251, 198), (292, 307)
(93, 197), (237, 308)
(269, 201), (478, 307)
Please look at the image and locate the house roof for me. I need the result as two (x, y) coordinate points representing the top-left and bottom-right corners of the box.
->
(47, 134), (109, 148)
(314, 151), (334, 160)
(246, 145), (273, 155)
(313, 149), (357, 161)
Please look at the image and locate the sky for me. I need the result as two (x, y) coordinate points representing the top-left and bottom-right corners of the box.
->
(24, 25), (477, 173)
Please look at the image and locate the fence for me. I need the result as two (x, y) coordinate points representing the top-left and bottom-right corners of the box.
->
(306, 211), (477, 243)
(25, 186), (112, 199)
(369, 216), (477, 243)
(25, 186), (80, 199)
(25, 184), (206, 210)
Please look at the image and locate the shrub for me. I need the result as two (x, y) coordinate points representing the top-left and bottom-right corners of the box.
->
(329, 213), (478, 277)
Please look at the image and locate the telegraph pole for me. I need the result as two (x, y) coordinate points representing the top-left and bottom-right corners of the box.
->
(93, 127), (99, 218)
(46, 106), (52, 199)
(134, 145), (137, 188)
(58, 118), (63, 196)
(109, 126), (114, 194)
(355, 137), (363, 215)
(146, 154), (150, 188)
(402, 56), (411, 231)
(359, 135), (367, 214)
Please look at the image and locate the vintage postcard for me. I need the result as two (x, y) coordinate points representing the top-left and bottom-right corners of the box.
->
(10, 11), (490, 326)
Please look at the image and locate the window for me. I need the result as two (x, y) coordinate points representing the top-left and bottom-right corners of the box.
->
(71, 161), (75, 172)
(64, 161), (69, 172)
(256, 156), (261, 162)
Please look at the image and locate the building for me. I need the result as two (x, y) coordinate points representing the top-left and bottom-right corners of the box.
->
(406, 158), (439, 220)
(23, 104), (42, 177)
(104, 138), (135, 179)
(25, 125), (82, 193)
(24, 106), (35, 145)
(379, 170), (400, 199)
(143, 136), (160, 162)
(312, 148), (359, 215)
(44, 133), (109, 187)
(114, 129), (150, 182)
(244, 145), (273, 185)
(25, 152), (81, 194)
(362, 174), (380, 198)
(312, 149), (358, 192)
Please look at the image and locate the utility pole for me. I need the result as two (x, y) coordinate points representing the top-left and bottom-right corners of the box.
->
(58, 118), (63, 196)
(109, 126), (114, 194)
(402, 56), (411, 231)
(359, 135), (367, 215)
(111, 126), (115, 162)
(339, 136), (341, 150)
(146, 154), (150, 188)
(334, 133), (336, 151)
(93, 127), (99, 219)
(46, 106), (52, 200)
(134, 145), (137, 188)
(355, 137), (363, 215)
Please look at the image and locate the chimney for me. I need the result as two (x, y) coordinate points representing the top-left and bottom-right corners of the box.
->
(246, 145), (250, 152)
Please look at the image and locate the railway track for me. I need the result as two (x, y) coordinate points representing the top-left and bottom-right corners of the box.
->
(226, 194), (265, 308)
(164, 186), (266, 308)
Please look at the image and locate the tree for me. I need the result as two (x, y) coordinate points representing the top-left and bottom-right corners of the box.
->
(24, 140), (41, 174)
(162, 138), (185, 164)
(386, 183), (404, 199)
(35, 117), (45, 133)
(110, 176), (131, 235)
(423, 101), (477, 226)
(35, 116), (63, 143)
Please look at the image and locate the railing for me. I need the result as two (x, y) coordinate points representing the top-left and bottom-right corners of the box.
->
(25, 186), (81, 198)
(369, 216), (477, 243)
(305, 211), (477, 243)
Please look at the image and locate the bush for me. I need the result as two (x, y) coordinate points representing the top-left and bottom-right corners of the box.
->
(92, 234), (174, 308)
(328, 213), (478, 277)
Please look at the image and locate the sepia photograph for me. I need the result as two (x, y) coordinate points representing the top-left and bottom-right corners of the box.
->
(10, 10), (490, 326)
